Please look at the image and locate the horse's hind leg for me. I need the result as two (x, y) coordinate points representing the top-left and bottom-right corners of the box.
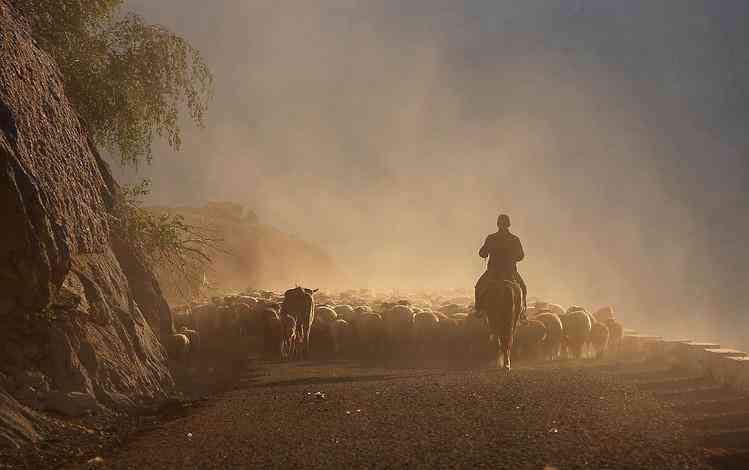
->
(495, 337), (503, 369)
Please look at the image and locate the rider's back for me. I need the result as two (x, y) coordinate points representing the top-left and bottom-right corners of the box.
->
(480, 229), (524, 279)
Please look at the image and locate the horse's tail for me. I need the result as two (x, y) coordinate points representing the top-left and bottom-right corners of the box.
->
(484, 281), (517, 342)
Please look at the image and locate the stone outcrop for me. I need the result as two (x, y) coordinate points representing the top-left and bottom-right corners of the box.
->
(0, 1), (173, 446)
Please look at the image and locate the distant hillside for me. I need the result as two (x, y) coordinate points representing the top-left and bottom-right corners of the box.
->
(147, 202), (343, 303)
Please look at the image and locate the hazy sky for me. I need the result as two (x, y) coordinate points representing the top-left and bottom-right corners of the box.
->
(119, 1), (748, 346)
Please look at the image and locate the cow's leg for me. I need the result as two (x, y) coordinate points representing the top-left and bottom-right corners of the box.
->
(295, 327), (302, 359)
(299, 327), (306, 359)
(305, 324), (311, 358)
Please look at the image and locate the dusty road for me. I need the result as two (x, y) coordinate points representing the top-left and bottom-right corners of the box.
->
(73, 357), (720, 470)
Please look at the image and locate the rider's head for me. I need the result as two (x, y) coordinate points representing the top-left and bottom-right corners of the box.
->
(497, 214), (511, 229)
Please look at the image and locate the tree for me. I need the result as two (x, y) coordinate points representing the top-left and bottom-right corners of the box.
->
(13, 1), (219, 298)
(14, 0), (213, 165)
(111, 179), (223, 301)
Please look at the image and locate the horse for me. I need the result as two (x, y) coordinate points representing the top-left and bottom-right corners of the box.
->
(479, 279), (523, 370)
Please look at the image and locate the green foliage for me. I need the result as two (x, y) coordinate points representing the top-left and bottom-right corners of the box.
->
(112, 179), (221, 299)
(15, 0), (213, 165)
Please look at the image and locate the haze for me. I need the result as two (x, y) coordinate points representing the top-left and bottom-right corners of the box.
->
(116, 1), (749, 348)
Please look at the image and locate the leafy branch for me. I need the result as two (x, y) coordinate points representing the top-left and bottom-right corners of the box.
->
(110, 179), (224, 300)
(15, 0), (213, 166)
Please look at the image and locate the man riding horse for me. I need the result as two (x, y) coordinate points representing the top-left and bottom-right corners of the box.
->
(474, 213), (527, 314)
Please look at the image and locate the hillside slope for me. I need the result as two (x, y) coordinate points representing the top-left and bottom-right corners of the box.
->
(148, 202), (344, 302)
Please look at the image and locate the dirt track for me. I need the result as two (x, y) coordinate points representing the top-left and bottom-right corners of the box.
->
(72, 357), (714, 470)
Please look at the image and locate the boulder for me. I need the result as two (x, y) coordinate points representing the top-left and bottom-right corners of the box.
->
(44, 390), (99, 417)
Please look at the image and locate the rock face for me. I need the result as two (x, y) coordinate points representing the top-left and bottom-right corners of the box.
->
(0, 1), (173, 446)
(0, 390), (40, 448)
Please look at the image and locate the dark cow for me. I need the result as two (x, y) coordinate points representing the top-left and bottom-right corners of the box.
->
(281, 287), (318, 359)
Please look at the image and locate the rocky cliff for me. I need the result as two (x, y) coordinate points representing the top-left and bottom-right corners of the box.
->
(0, 1), (173, 447)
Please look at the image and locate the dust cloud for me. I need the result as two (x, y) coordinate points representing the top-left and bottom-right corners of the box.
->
(117, 1), (748, 348)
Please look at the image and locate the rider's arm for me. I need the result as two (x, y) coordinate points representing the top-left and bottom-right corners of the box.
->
(479, 236), (491, 259)
(514, 236), (525, 262)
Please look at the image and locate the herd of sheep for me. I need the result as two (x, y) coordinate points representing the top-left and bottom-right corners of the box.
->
(168, 288), (624, 367)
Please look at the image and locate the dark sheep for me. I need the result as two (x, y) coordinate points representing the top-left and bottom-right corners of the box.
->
(514, 319), (547, 361)
(535, 312), (564, 361)
(589, 321), (610, 358)
(605, 318), (624, 354)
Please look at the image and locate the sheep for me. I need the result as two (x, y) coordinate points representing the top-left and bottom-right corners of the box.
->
(334, 304), (356, 322)
(315, 306), (338, 323)
(354, 305), (373, 314)
(535, 312), (564, 361)
(353, 312), (385, 357)
(179, 288), (628, 365)
(412, 311), (440, 351)
(381, 304), (415, 347)
(178, 327), (201, 356)
(434, 317), (462, 355)
(258, 307), (282, 358)
(331, 319), (354, 354)
(561, 310), (592, 359)
(547, 303), (565, 316)
(167, 333), (191, 365)
(309, 306), (339, 356)
(593, 305), (615, 324)
(462, 314), (492, 361)
(439, 303), (464, 316)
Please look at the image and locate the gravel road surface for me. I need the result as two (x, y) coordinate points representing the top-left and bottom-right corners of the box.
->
(79, 358), (708, 470)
